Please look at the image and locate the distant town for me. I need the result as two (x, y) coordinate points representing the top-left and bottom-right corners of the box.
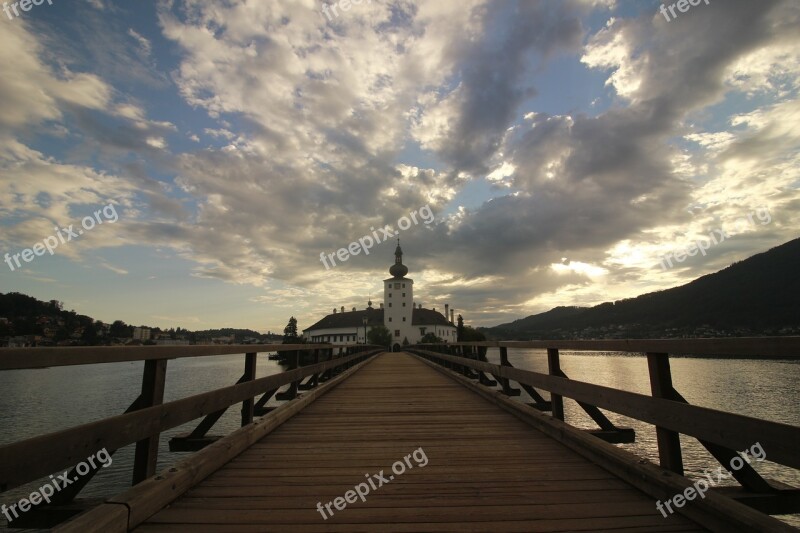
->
(0, 292), (284, 348)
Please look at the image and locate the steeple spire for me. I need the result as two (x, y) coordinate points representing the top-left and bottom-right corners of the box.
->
(389, 238), (408, 278)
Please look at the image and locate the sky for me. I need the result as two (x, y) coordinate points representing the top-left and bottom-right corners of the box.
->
(0, 0), (798, 334)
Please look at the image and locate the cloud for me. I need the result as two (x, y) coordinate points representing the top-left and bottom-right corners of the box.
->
(2, 0), (798, 330)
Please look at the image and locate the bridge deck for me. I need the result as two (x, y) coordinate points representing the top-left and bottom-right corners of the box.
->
(134, 353), (705, 532)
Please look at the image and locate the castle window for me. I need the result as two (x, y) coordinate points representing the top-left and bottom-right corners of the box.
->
(394, 283), (401, 289)
(402, 293), (405, 297)
(389, 303), (392, 307)
(395, 330), (400, 337)
(388, 293), (392, 298)
(402, 303), (405, 307)
(402, 317), (406, 322)
(388, 317), (392, 322)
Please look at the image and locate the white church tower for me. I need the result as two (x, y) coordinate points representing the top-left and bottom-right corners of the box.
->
(384, 239), (414, 345)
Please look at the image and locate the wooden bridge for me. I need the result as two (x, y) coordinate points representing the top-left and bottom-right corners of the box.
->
(1, 339), (799, 532)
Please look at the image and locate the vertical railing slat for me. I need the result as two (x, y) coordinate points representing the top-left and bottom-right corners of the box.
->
(546, 348), (565, 421)
(647, 352), (684, 474)
(132, 359), (167, 484)
(240, 352), (257, 426)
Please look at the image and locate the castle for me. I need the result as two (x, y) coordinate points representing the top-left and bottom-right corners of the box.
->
(303, 241), (457, 349)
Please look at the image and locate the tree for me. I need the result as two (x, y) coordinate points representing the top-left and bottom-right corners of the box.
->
(81, 322), (99, 345)
(402, 336), (410, 346)
(461, 325), (486, 342)
(457, 314), (464, 341)
(283, 316), (299, 343)
(367, 325), (392, 346)
(109, 320), (131, 338)
(420, 332), (444, 343)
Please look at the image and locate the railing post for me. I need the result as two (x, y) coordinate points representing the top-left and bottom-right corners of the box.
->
(291, 349), (302, 395)
(499, 347), (513, 394)
(311, 348), (320, 387)
(240, 352), (257, 426)
(546, 348), (565, 421)
(132, 359), (167, 484)
(647, 352), (684, 474)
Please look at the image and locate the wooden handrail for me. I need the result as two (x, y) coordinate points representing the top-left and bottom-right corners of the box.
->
(417, 337), (800, 357)
(408, 346), (800, 470)
(0, 346), (382, 494)
(0, 343), (340, 370)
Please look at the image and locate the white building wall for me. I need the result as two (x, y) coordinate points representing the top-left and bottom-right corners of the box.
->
(384, 277), (416, 344)
(303, 328), (361, 345)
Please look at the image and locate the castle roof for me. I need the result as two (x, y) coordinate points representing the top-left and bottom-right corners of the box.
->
(303, 307), (451, 332)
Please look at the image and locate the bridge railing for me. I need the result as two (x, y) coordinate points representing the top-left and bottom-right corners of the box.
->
(0, 343), (382, 509)
(408, 337), (800, 514)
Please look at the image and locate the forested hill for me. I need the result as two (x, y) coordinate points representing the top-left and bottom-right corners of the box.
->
(484, 238), (800, 340)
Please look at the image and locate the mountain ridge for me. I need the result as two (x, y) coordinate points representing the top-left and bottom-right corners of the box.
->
(483, 238), (800, 340)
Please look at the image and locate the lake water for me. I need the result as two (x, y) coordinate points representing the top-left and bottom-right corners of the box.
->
(1, 350), (798, 527)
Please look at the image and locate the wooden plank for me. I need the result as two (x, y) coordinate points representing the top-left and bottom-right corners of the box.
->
(124, 353), (708, 532)
(53, 503), (128, 533)
(144, 501), (676, 523)
(134, 516), (702, 533)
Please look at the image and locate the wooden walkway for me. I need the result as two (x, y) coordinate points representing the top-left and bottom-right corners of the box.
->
(133, 353), (705, 532)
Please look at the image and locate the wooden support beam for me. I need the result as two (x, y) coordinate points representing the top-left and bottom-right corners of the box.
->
(240, 353), (257, 426)
(275, 350), (300, 401)
(49, 397), (144, 505)
(173, 361), (259, 448)
(519, 383), (548, 405)
(476, 347), (497, 386)
(168, 434), (222, 452)
(497, 347), (522, 397)
(669, 388), (773, 493)
(647, 352), (684, 475)
(548, 356), (622, 433)
(713, 480), (800, 515)
(585, 427), (636, 444)
(547, 348), (564, 421)
(133, 359), (167, 484)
